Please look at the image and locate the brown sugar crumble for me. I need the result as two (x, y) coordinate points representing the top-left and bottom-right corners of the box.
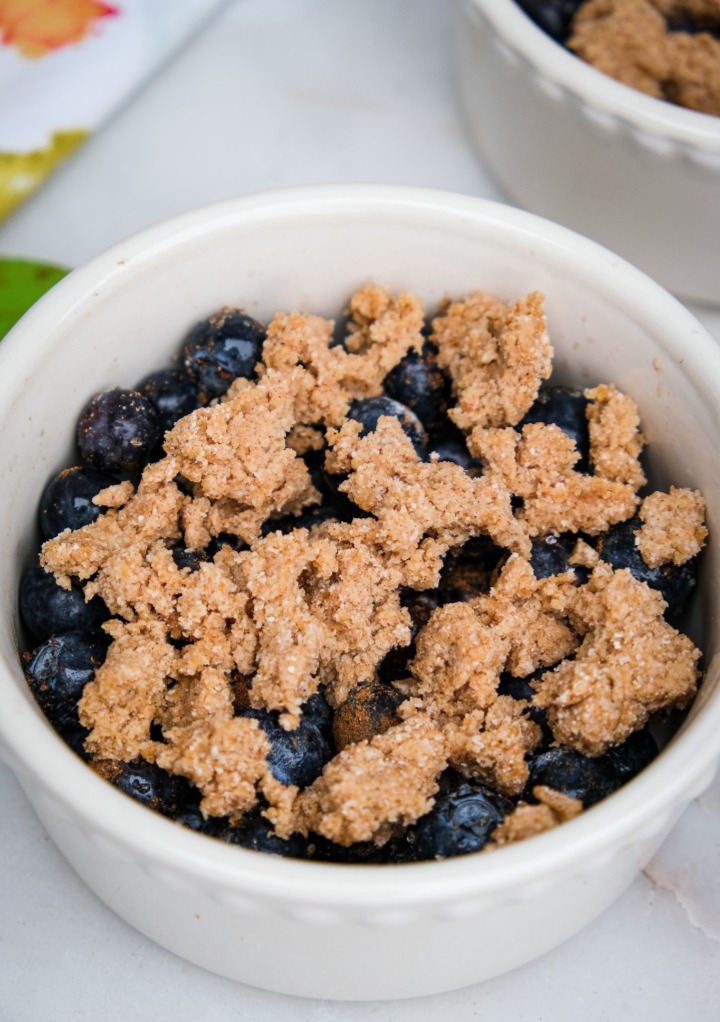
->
(567, 0), (720, 116)
(33, 282), (708, 862)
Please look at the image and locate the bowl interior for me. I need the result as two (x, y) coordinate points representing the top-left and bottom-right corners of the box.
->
(0, 188), (719, 873)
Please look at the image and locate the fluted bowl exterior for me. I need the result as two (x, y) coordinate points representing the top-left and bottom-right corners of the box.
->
(453, 0), (720, 304)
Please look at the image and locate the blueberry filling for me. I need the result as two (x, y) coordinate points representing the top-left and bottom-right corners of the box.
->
(19, 294), (703, 865)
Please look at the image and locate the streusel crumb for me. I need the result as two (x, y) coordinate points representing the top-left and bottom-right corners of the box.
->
(637, 486), (708, 567)
(533, 562), (700, 754)
(470, 422), (639, 536)
(430, 291), (553, 431)
(569, 0), (720, 116)
(287, 716), (447, 846)
(489, 786), (583, 846)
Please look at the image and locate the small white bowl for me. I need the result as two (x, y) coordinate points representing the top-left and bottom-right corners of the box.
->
(1, 186), (719, 1001)
(452, 0), (720, 305)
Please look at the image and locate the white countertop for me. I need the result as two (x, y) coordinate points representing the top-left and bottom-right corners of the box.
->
(1, 2), (718, 1018)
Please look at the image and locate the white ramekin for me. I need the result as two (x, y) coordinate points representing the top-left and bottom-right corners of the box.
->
(452, 0), (720, 305)
(1, 186), (719, 1001)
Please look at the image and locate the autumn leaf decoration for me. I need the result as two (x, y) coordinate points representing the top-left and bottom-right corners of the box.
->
(0, 0), (117, 58)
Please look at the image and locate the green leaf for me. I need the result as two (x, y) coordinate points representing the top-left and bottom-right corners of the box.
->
(0, 258), (70, 341)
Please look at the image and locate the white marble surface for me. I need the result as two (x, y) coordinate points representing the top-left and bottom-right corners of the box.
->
(1, 1), (718, 1018)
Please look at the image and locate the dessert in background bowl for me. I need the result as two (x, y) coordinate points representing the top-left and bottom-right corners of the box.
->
(1, 186), (719, 1000)
(452, 0), (720, 304)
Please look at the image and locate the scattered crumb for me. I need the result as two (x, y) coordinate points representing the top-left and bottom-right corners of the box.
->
(533, 562), (701, 754)
(489, 786), (583, 846)
(637, 486), (708, 566)
(286, 716), (447, 846)
(430, 291), (553, 431)
(470, 422), (640, 536)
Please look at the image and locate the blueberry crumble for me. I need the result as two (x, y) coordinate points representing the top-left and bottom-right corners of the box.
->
(21, 283), (707, 863)
(516, 0), (720, 116)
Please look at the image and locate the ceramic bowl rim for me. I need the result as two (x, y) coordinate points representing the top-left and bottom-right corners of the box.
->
(1, 184), (719, 909)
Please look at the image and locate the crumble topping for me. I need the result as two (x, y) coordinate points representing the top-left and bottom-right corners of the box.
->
(637, 486), (708, 566)
(489, 786), (584, 847)
(35, 284), (707, 854)
(281, 716), (447, 846)
(430, 291), (553, 432)
(568, 0), (720, 116)
(470, 422), (640, 536)
(533, 562), (701, 754)
(259, 284), (424, 428)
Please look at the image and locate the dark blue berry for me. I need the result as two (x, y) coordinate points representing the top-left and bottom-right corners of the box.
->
(38, 465), (118, 540)
(171, 546), (206, 572)
(182, 309), (266, 400)
(205, 533), (248, 559)
(303, 686), (334, 737)
(667, 15), (720, 39)
(24, 631), (105, 718)
(605, 728), (658, 783)
(138, 368), (202, 434)
(332, 680), (403, 751)
(20, 563), (108, 641)
(348, 397), (428, 459)
(261, 503), (341, 537)
(384, 345), (450, 429)
(77, 388), (160, 474)
(240, 709), (333, 789)
(112, 760), (181, 811)
(515, 0), (584, 42)
(223, 807), (310, 858)
(599, 517), (698, 621)
(530, 533), (591, 584)
(438, 536), (505, 604)
(521, 386), (591, 469)
(497, 671), (554, 748)
(427, 425), (482, 476)
(308, 835), (387, 864)
(413, 773), (513, 859)
(525, 747), (620, 806)
(380, 589), (439, 681)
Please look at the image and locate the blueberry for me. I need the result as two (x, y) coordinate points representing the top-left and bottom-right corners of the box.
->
(138, 368), (202, 434)
(171, 546), (206, 572)
(525, 747), (620, 806)
(598, 517), (698, 621)
(379, 589), (438, 681)
(521, 386), (590, 469)
(530, 533), (590, 584)
(24, 631), (106, 718)
(113, 760), (181, 812)
(182, 309), (266, 400)
(20, 563), (108, 641)
(605, 728), (658, 783)
(384, 344), (450, 429)
(332, 680), (403, 751)
(667, 15), (720, 39)
(515, 0), (584, 42)
(205, 533), (248, 559)
(38, 466), (118, 540)
(438, 536), (505, 604)
(497, 671), (554, 748)
(427, 425), (482, 476)
(413, 772), (513, 859)
(261, 503), (341, 537)
(223, 807), (310, 858)
(307, 835), (387, 864)
(303, 686), (334, 737)
(347, 397), (428, 459)
(240, 709), (333, 789)
(77, 388), (160, 474)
